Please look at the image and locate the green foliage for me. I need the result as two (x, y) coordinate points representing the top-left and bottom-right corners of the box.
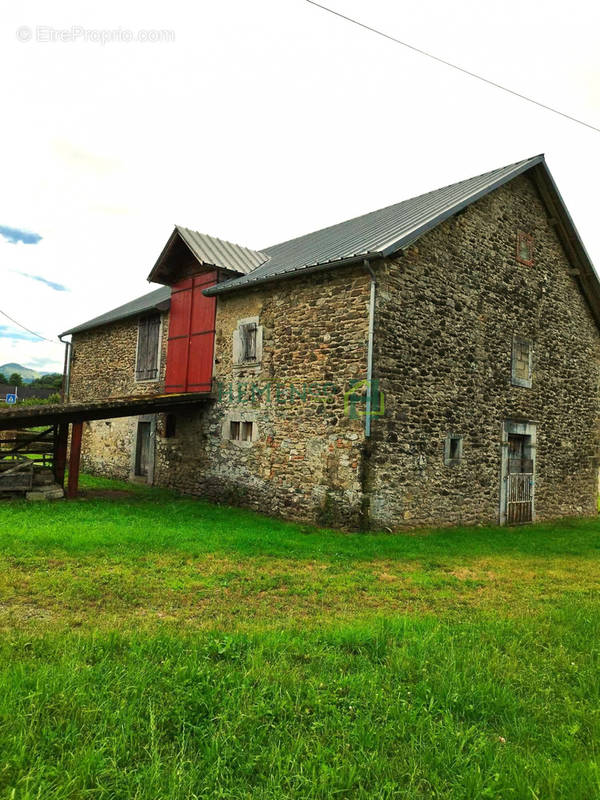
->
(0, 373), (7, 384)
(0, 476), (599, 798)
(16, 392), (61, 406)
(8, 372), (23, 386)
(30, 372), (63, 389)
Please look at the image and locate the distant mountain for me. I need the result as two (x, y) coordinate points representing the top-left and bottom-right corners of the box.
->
(0, 363), (50, 383)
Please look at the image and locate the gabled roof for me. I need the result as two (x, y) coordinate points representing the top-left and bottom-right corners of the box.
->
(60, 286), (171, 336)
(205, 155), (545, 295)
(61, 154), (600, 336)
(148, 225), (270, 285)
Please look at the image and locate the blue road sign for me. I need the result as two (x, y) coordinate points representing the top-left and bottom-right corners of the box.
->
(5, 394), (17, 404)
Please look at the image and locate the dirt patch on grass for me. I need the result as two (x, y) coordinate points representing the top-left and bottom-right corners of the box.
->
(79, 489), (137, 500)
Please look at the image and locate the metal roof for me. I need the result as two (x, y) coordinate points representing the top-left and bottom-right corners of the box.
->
(147, 226), (270, 285)
(61, 153), (600, 334)
(205, 155), (545, 295)
(175, 226), (269, 275)
(60, 286), (171, 336)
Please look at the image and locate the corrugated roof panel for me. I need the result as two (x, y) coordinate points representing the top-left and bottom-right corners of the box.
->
(176, 226), (269, 275)
(60, 286), (171, 336)
(206, 155), (544, 295)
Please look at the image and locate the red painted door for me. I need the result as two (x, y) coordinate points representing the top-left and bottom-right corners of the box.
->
(165, 272), (217, 393)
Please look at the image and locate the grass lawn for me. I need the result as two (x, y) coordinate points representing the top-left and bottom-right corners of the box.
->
(0, 475), (599, 798)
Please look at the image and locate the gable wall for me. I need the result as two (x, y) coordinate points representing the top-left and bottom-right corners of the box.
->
(368, 173), (600, 528)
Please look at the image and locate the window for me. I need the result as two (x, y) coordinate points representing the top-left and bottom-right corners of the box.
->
(233, 317), (263, 366)
(512, 336), (532, 388)
(164, 413), (176, 438)
(229, 420), (254, 441)
(136, 314), (161, 381)
(516, 231), (534, 266)
(444, 434), (463, 466)
(241, 323), (257, 362)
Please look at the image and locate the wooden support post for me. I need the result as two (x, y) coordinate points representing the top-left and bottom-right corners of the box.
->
(67, 422), (83, 499)
(54, 423), (69, 488)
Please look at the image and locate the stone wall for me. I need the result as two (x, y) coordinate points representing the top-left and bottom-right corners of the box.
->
(69, 314), (168, 402)
(154, 267), (371, 526)
(80, 417), (136, 481)
(69, 313), (168, 480)
(367, 173), (600, 528)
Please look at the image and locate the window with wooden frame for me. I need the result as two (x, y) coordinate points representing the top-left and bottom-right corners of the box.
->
(516, 231), (534, 266)
(511, 335), (533, 388)
(229, 420), (254, 442)
(233, 317), (263, 367)
(444, 433), (463, 466)
(240, 322), (257, 362)
(135, 314), (161, 381)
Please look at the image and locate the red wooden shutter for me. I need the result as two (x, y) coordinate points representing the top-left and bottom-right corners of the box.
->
(165, 272), (217, 393)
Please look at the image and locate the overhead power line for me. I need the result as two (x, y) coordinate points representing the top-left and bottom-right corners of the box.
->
(0, 307), (57, 343)
(305, 0), (600, 135)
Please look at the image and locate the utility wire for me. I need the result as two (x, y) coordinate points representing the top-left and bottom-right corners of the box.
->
(305, 0), (600, 135)
(0, 307), (57, 343)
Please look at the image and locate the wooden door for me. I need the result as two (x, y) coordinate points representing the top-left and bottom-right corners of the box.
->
(135, 422), (152, 477)
(506, 434), (534, 524)
(165, 272), (217, 393)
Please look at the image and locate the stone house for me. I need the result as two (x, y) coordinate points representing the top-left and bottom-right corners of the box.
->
(61, 155), (600, 529)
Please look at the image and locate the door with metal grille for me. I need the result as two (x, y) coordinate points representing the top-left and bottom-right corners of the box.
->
(506, 434), (534, 524)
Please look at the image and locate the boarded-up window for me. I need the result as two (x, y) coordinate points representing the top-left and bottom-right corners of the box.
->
(512, 336), (532, 388)
(233, 317), (263, 367)
(240, 323), (257, 362)
(136, 314), (161, 381)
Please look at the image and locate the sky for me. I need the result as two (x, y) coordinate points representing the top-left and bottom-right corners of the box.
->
(1, 0), (599, 374)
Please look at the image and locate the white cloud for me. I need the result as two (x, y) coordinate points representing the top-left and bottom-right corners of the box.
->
(0, 0), (599, 373)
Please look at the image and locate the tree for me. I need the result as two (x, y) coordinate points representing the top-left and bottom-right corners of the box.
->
(0, 373), (7, 384)
(31, 373), (63, 389)
(9, 373), (23, 387)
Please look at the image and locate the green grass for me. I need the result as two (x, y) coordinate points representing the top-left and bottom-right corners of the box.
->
(0, 474), (599, 798)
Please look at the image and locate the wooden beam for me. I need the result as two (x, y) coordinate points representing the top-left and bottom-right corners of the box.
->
(54, 424), (68, 487)
(66, 422), (83, 499)
(0, 391), (214, 431)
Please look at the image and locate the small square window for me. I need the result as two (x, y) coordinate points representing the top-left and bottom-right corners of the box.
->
(444, 434), (463, 466)
(229, 420), (255, 442)
(516, 231), (534, 266)
(512, 336), (532, 388)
